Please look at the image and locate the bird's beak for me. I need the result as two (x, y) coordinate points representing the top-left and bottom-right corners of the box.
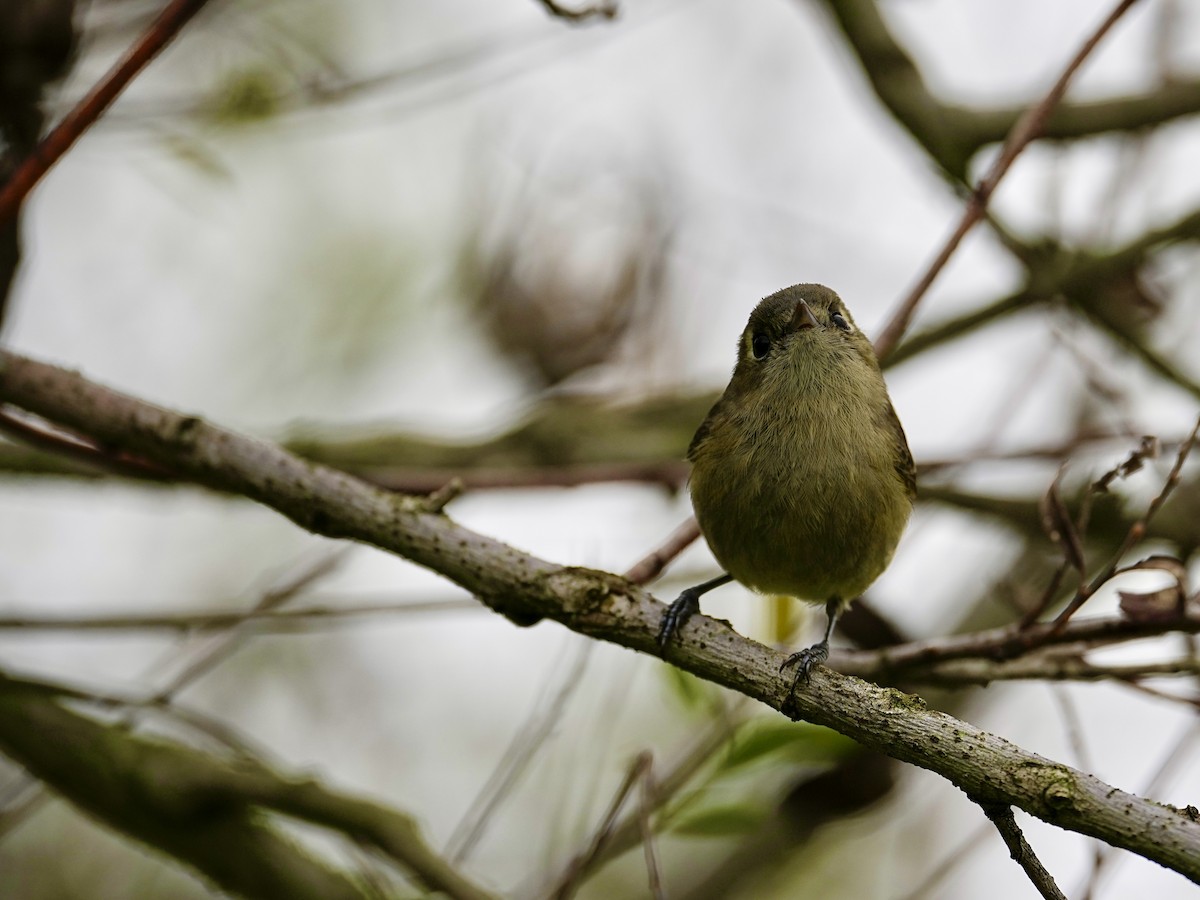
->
(789, 299), (819, 331)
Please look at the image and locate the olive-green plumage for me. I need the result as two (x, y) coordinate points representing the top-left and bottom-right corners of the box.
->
(659, 284), (915, 683)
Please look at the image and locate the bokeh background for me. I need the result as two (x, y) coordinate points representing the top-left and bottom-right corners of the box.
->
(3, 0), (1200, 897)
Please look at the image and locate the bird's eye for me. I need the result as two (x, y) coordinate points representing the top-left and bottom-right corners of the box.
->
(830, 311), (851, 332)
(751, 332), (771, 359)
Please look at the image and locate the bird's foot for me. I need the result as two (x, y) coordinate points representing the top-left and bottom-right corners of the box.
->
(780, 639), (829, 693)
(657, 589), (700, 651)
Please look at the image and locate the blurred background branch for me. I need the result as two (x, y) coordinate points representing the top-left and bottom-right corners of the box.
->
(3, 0), (1200, 897)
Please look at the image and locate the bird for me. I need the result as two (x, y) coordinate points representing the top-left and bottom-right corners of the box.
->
(657, 284), (915, 689)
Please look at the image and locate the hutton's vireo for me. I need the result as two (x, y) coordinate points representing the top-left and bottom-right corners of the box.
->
(658, 284), (915, 688)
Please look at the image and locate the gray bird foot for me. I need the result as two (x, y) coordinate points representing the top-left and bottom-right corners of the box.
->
(657, 590), (700, 650)
(780, 639), (829, 693)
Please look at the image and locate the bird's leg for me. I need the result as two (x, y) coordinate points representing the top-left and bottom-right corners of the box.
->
(780, 596), (842, 690)
(657, 573), (733, 650)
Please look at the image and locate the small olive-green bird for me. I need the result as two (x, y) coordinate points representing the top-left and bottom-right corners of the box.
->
(658, 284), (916, 687)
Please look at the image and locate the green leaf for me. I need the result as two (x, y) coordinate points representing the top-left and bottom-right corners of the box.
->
(672, 803), (767, 836)
(719, 720), (856, 772)
(661, 663), (717, 712)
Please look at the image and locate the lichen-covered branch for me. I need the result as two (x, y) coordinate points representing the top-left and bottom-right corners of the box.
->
(1, 350), (1198, 883)
(0, 671), (498, 900)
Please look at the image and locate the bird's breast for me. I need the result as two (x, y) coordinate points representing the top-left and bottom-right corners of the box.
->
(688, 388), (910, 603)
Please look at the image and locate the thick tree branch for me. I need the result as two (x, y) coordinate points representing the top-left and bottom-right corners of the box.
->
(0, 671), (497, 900)
(815, 0), (1200, 178)
(1, 351), (1199, 883)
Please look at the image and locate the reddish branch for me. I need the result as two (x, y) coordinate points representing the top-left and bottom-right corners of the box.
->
(0, 0), (212, 226)
(0, 406), (175, 480)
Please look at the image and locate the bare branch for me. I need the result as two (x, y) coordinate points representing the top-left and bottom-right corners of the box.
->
(0, 597), (481, 633)
(832, 607), (1200, 676)
(1053, 415), (1200, 628)
(886, 204), (1200, 372)
(873, 0), (1144, 360)
(551, 752), (654, 900)
(0, 671), (498, 900)
(1077, 721), (1200, 898)
(815, 0), (1200, 177)
(446, 643), (592, 865)
(0, 0), (214, 225)
(538, 702), (749, 895)
(145, 550), (347, 703)
(0, 405), (177, 481)
(3, 351), (1200, 881)
(979, 803), (1067, 900)
(623, 517), (701, 586)
(879, 654), (1200, 687)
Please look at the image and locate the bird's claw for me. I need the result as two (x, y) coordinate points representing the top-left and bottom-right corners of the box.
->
(657, 590), (700, 651)
(780, 640), (829, 692)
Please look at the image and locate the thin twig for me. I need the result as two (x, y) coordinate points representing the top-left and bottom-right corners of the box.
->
(0, 0), (213, 226)
(361, 461), (688, 494)
(878, 654), (1200, 687)
(445, 642), (592, 864)
(1021, 435), (1161, 628)
(535, 700), (750, 897)
(1077, 720), (1200, 899)
(895, 821), (992, 900)
(551, 752), (654, 900)
(978, 803), (1067, 900)
(624, 517), (701, 586)
(836, 427), (1185, 474)
(873, 0), (1144, 360)
(145, 549), (348, 702)
(0, 596), (481, 632)
(832, 607), (1200, 676)
(1118, 679), (1200, 710)
(637, 762), (666, 900)
(445, 549), (676, 878)
(1053, 414), (1200, 628)
(0, 406), (175, 481)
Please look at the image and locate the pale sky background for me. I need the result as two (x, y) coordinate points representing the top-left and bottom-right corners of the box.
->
(3, 0), (1200, 897)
